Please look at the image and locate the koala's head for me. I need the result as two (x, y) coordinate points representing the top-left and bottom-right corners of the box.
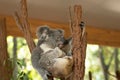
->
(36, 26), (49, 40)
(36, 26), (66, 47)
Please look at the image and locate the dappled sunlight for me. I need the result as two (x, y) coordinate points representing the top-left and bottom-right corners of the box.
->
(7, 36), (42, 80)
(7, 36), (119, 80)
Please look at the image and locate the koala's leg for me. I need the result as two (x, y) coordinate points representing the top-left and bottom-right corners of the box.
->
(37, 68), (50, 80)
(31, 47), (50, 80)
(31, 47), (42, 68)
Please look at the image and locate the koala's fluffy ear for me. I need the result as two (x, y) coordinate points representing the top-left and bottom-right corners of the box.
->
(36, 25), (50, 38)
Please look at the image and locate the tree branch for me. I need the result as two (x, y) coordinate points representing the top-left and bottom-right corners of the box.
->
(89, 71), (92, 80)
(72, 5), (87, 80)
(14, 0), (54, 80)
(114, 48), (119, 71)
(14, 0), (35, 53)
(0, 17), (13, 80)
(99, 46), (109, 80)
(107, 52), (114, 69)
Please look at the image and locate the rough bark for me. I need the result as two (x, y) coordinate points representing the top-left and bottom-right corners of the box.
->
(14, 0), (53, 79)
(72, 5), (87, 80)
(14, 0), (35, 53)
(0, 17), (13, 80)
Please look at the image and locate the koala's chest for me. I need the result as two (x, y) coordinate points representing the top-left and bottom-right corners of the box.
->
(40, 43), (53, 53)
(39, 50), (57, 67)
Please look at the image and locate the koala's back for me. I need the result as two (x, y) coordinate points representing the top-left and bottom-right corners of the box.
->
(31, 47), (43, 68)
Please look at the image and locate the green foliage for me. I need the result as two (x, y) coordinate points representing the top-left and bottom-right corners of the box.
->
(7, 36), (120, 80)
(7, 36), (42, 80)
(85, 44), (120, 80)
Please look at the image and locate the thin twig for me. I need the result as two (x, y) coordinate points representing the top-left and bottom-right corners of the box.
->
(69, 6), (73, 32)
(107, 71), (116, 78)
(89, 71), (92, 80)
(13, 12), (24, 32)
(14, 0), (35, 53)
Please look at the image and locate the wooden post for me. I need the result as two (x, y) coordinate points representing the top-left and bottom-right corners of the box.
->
(72, 5), (87, 80)
(0, 17), (12, 80)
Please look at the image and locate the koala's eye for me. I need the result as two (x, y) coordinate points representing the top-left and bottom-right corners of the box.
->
(56, 35), (63, 40)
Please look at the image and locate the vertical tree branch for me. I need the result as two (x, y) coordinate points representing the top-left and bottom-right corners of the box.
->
(114, 48), (119, 71)
(107, 52), (114, 69)
(13, 37), (18, 80)
(0, 17), (12, 80)
(116, 71), (120, 80)
(99, 46), (109, 80)
(14, 0), (35, 53)
(72, 5), (87, 80)
(20, 0), (35, 53)
(89, 71), (92, 80)
(14, 0), (53, 80)
(69, 6), (73, 32)
(114, 48), (120, 80)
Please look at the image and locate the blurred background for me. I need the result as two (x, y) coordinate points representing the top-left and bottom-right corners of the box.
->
(7, 36), (120, 80)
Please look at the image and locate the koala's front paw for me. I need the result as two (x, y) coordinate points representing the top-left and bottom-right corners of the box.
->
(63, 56), (72, 60)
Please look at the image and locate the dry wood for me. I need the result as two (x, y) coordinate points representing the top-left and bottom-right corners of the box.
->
(0, 17), (12, 80)
(14, 0), (53, 79)
(69, 6), (73, 32)
(72, 5), (87, 80)
(71, 5), (87, 80)
(14, 0), (35, 53)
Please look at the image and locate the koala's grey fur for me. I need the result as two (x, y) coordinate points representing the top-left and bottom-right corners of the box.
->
(31, 26), (67, 80)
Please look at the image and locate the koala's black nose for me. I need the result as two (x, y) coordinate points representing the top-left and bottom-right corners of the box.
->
(60, 37), (69, 45)
(63, 37), (72, 45)
(63, 40), (69, 45)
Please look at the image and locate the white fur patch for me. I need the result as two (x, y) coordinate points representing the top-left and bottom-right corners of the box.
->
(40, 43), (53, 53)
(54, 47), (66, 57)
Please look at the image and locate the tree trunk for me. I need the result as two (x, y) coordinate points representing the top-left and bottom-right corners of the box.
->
(12, 37), (18, 80)
(99, 46), (109, 80)
(114, 48), (120, 80)
(14, 0), (35, 53)
(114, 48), (119, 72)
(116, 71), (120, 80)
(14, 0), (52, 80)
(72, 5), (87, 80)
(0, 17), (13, 80)
(89, 71), (92, 80)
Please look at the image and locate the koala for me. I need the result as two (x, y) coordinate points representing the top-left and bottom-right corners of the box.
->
(49, 37), (73, 79)
(47, 56), (73, 79)
(31, 26), (73, 80)
(58, 37), (72, 56)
